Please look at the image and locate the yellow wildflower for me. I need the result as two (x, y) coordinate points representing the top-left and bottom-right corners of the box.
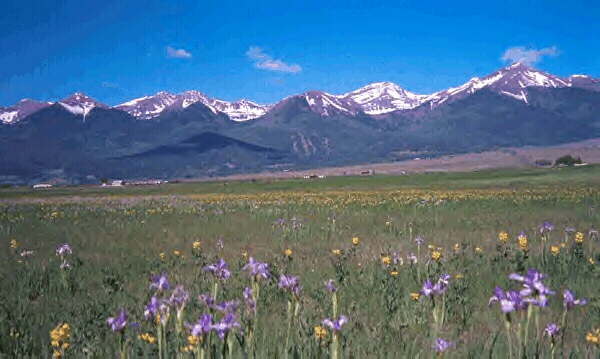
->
(10, 239), (18, 249)
(475, 247), (483, 253)
(385, 221), (391, 227)
(192, 241), (201, 250)
(139, 333), (157, 344)
(285, 248), (293, 256)
(560, 242), (566, 248)
(187, 335), (200, 346)
(518, 235), (528, 251)
(453, 243), (460, 253)
(455, 274), (464, 279)
(410, 293), (420, 301)
(352, 237), (360, 245)
(431, 251), (442, 262)
(587, 329), (600, 345)
(381, 256), (391, 265)
(498, 231), (508, 244)
(241, 251), (248, 259)
(314, 325), (328, 340)
(53, 349), (62, 359)
(390, 270), (398, 276)
(332, 249), (341, 255)
(173, 250), (181, 256)
(590, 258), (595, 264)
(575, 232), (584, 244)
(159, 252), (165, 260)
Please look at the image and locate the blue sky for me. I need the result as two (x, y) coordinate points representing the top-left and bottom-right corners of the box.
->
(1, 0), (599, 107)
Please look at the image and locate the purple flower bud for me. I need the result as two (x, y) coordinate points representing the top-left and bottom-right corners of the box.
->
(324, 279), (336, 293)
(198, 293), (215, 308)
(414, 236), (424, 246)
(144, 296), (170, 323)
(107, 308), (127, 332)
(243, 287), (256, 314)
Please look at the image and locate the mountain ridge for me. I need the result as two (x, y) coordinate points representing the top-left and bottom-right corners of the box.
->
(2, 63), (598, 124)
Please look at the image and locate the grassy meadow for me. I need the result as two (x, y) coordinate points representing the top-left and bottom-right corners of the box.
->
(2, 165), (600, 358)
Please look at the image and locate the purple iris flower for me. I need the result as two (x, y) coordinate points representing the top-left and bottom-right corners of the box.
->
(563, 289), (587, 309)
(421, 274), (450, 296)
(107, 308), (127, 332)
(242, 257), (270, 280)
(540, 222), (554, 233)
(489, 286), (527, 313)
(509, 269), (555, 300)
(149, 273), (171, 292)
(279, 275), (302, 296)
(56, 244), (72, 256)
(204, 258), (232, 280)
(324, 279), (336, 293)
(545, 323), (561, 337)
(198, 293), (215, 307)
(144, 296), (170, 323)
(414, 236), (424, 246)
(212, 314), (241, 340)
(169, 286), (190, 309)
(190, 314), (213, 337)
(407, 253), (417, 264)
(322, 315), (348, 332)
(212, 300), (239, 314)
(432, 338), (455, 352)
(243, 287), (256, 314)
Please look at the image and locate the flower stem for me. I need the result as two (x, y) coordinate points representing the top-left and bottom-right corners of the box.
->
(505, 318), (513, 359)
(331, 332), (339, 359)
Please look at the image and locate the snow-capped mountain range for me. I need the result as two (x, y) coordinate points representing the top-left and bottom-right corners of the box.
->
(1, 63), (598, 124)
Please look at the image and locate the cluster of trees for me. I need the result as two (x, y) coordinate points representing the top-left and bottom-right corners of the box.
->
(535, 155), (583, 167)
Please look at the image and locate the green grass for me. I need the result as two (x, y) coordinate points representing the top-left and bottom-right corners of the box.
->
(1, 166), (600, 358)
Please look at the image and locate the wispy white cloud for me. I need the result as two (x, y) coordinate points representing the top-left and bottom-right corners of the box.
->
(246, 46), (301, 74)
(167, 46), (192, 59)
(502, 46), (558, 65)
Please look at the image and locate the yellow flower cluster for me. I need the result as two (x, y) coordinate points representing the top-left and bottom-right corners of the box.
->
(314, 325), (328, 340)
(50, 323), (70, 349)
(410, 293), (420, 301)
(139, 333), (157, 344)
(390, 270), (398, 276)
(454, 243), (461, 253)
(159, 252), (165, 260)
(381, 256), (391, 266)
(498, 231), (508, 244)
(475, 247), (483, 253)
(518, 235), (528, 251)
(587, 328), (600, 346)
(431, 251), (442, 262)
(550, 246), (560, 256)
(193, 241), (201, 250)
(352, 237), (360, 246)
(285, 248), (293, 256)
(332, 249), (341, 255)
(10, 238), (18, 249)
(575, 232), (584, 244)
